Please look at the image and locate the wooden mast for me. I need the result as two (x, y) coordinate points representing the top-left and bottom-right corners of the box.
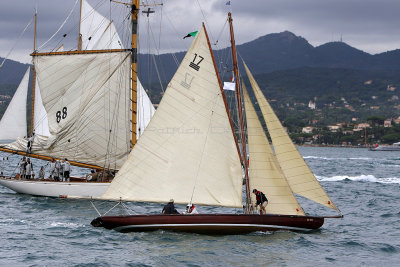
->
(228, 12), (251, 213)
(30, 11), (38, 136)
(130, 0), (139, 148)
(78, 0), (83, 50)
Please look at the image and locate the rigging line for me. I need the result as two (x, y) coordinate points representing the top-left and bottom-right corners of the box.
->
(147, 22), (165, 91)
(163, 13), (182, 67)
(190, 93), (220, 204)
(158, 0), (164, 51)
(0, 17), (33, 69)
(38, 0), (79, 50)
(195, 0), (216, 45)
(151, 54), (164, 92)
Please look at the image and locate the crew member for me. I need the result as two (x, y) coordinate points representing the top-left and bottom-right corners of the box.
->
(27, 133), (35, 153)
(19, 157), (26, 180)
(253, 189), (268, 215)
(49, 159), (56, 180)
(54, 159), (61, 182)
(25, 158), (33, 180)
(162, 199), (179, 214)
(185, 203), (198, 214)
(38, 166), (45, 179)
(63, 158), (71, 182)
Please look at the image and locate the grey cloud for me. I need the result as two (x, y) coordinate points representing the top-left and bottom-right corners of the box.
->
(1, 0), (400, 63)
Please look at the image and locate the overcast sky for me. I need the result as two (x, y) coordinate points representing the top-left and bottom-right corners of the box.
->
(1, 0), (400, 63)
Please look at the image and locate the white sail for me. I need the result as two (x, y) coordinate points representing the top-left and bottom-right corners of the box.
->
(137, 80), (155, 138)
(101, 26), (243, 207)
(81, 0), (122, 50)
(0, 67), (30, 142)
(82, 0), (154, 138)
(33, 79), (50, 136)
(243, 62), (338, 211)
(243, 84), (305, 215)
(5, 51), (132, 169)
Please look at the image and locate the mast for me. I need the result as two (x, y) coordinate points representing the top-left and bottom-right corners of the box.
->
(228, 12), (251, 212)
(131, 0), (139, 148)
(78, 0), (83, 50)
(30, 11), (38, 136)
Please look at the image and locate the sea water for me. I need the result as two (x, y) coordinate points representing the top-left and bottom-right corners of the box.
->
(0, 147), (399, 266)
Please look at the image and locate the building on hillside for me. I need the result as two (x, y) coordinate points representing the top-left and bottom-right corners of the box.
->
(353, 123), (370, 132)
(395, 117), (400, 124)
(308, 100), (316, 110)
(327, 125), (342, 132)
(364, 80), (372, 85)
(370, 106), (380, 110)
(384, 119), (392, 128)
(302, 126), (315, 134)
(387, 85), (396, 91)
(352, 117), (358, 122)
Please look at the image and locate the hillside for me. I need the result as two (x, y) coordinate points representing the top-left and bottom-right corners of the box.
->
(249, 67), (400, 126)
(1, 31), (400, 127)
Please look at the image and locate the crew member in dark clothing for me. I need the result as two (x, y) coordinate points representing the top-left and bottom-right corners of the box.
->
(162, 199), (179, 214)
(253, 189), (268, 215)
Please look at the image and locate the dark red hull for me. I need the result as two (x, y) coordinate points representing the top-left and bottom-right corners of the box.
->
(91, 214), (324, 234)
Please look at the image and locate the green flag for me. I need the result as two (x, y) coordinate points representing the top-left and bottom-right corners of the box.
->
(183, 31), (198, 39)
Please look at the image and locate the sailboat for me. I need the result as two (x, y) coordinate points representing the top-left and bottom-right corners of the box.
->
(90, 13), (342, 234)
(0, 0), (155, 198)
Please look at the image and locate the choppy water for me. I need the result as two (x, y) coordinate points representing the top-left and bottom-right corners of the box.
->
(0, 147), (399, 266)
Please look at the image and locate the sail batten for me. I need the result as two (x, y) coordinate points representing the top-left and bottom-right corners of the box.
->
(243, 62), (338, 211)
(101, 26), (243, 207)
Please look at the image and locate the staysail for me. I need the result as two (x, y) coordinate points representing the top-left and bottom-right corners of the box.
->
(33, 79), (50, 136)
(101, 26), (243, 207)
(243, 62), (338, 211)
(0, 67), (30, 142)
(243, 83), (305, 215)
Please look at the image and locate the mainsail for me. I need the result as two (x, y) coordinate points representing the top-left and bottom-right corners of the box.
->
(101, 26), (243, 207)
(243, 62), (338, 211)
(5, 51), (132, 169)
(0, 67), (30, 142)
(2, 1), (155, 169)
(81, 0), (155, 138)
(243, 83), (305, 215)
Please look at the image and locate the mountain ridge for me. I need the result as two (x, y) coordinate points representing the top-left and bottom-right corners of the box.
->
(2, 30), (400, 86)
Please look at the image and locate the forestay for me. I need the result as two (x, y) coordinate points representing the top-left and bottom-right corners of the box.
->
(243, 84), (305, 215)
(102, 26), (243, 207)
(0, 67), (30, 142)
(243, 62), (338, 211)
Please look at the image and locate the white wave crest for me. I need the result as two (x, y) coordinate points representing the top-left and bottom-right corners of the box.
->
(303, 156), (372, 161)
(317, 175), (400, 184)
(49, 221), (82, 228)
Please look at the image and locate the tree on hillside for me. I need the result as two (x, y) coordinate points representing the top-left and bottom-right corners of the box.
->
(367, 115), (385, 126)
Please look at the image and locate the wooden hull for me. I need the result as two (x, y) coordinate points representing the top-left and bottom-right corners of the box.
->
(91, 214), (324, 234)
(0, 177), (109, 198)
